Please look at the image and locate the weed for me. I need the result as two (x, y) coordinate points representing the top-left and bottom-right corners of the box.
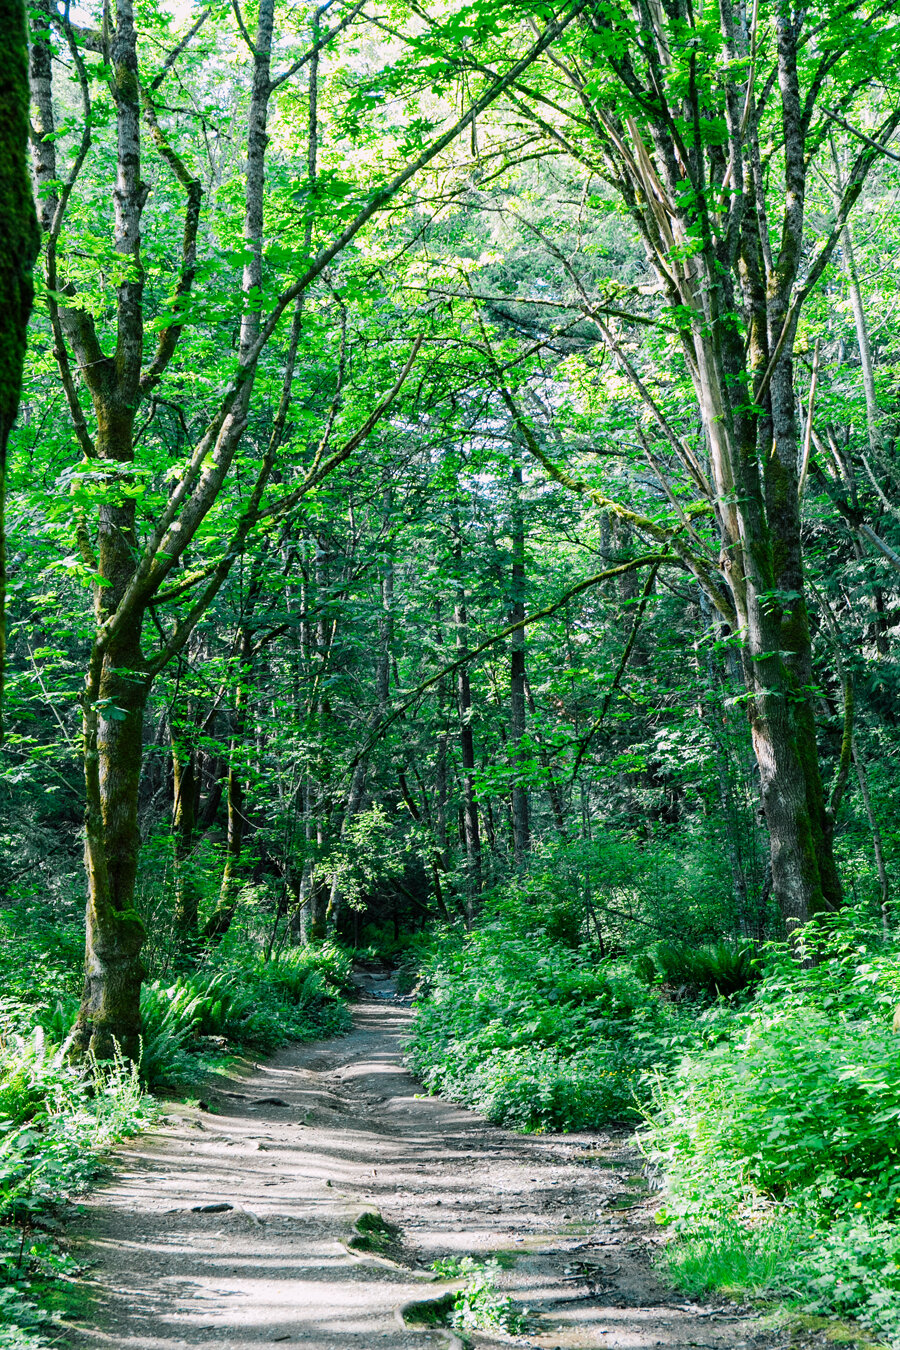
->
(431, 1256), (531, 1334)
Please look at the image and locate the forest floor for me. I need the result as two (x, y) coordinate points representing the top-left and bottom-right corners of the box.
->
(63, 973), (835, 1350)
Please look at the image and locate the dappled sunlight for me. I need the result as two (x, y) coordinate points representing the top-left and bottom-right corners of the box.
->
(70, 999), (762, 1350)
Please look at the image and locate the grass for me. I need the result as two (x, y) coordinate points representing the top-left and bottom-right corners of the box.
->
(347, 1210), (404, 1260)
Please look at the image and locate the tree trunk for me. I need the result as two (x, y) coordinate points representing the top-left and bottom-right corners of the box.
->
(206, 629), (252, 938)
(73, 630), (149, 1059)
(506, 0), (863, 935)
(453, 524), (481, 917)
(853, 743), (890, 935)
(0, 0), (39, 731)
(64, 0), (150, 1057)
(829, 139), (880, 455)
(171, 734), (200, 939)
(524, 677), (567, 838)
(509, 458), (530, 864)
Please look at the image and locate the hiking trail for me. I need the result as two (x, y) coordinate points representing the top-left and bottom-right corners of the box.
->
(68, 972), (783, 1350)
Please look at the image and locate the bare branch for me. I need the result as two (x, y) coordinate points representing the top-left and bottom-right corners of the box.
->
(149, 7), (212, 91)
(820, 104), (900, 167)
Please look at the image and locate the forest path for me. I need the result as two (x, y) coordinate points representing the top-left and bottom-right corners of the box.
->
(70, 977), (773, 1350)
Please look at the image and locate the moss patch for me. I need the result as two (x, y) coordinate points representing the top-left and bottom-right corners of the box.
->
(346, 1210), (404, 1261)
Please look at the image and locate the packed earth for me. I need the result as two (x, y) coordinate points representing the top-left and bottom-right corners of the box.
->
(71, 983), (784, 1350)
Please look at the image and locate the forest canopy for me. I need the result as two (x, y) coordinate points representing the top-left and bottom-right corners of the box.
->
(1, 0), (900, 1339)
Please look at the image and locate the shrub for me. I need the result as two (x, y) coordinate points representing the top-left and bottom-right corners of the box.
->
(408, 915), (677, 1130)
(0, 1006), (152, 1347)
(431, 1256), (530, 1334)
(139, 942), (353, 1087)
(644, 911), (900, 1345)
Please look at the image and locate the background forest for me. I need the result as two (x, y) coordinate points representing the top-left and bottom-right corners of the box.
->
(2, 0), (900, 1342)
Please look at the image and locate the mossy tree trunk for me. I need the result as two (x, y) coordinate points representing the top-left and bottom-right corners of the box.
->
(0, 0), (39, 732)
(172, 735), (200, 941)
(76, 639), (149, 1060)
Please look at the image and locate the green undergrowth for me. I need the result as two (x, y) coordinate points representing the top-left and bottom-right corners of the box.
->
(410, 898), (900, 1345)
(407, 898), (686, 1130)
(431, 1255), (531, 1335)
(643, 912), (900, 1346)
(0, 1008), (153, 1347)
(137, 939), (354, 1088)
(634, 939), (761, 999)
(0, 906), (354, 1346)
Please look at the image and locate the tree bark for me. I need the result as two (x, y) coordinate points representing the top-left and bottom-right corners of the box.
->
(0, 0), (39, 733)
(171, 737), (200, 940)
(453, 521), (481, 916)
(205, 627), (253, 938)
(509, 458), (530, 864)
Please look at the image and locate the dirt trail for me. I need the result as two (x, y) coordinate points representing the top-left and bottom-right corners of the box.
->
(69, 976), (772, 1350)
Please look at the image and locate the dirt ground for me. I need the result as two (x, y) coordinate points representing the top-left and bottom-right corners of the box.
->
(65, 975), (805, 1350)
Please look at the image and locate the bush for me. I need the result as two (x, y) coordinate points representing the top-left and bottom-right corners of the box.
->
(0, 1005), (152, 1347)
(0, 910), (81, 1020)
(644, 912), (900, 1345)
(408, 911), (677, 1130)
(635, 940), (760, 999)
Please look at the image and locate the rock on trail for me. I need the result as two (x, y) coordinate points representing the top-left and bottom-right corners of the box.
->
(67, 977), (771, 1350)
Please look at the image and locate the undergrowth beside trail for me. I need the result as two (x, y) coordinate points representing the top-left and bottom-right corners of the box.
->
(644, 913), (900, 1347)
(0, 905), (353, 1348)
(410, 900), (900, 1346)
(407, 896), (687, 1130)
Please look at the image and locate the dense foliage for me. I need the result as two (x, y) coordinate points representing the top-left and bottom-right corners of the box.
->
(410, 899), (900, 1342)
(645, 916), (900, 1341)
(2, 0), (900, 1340)
(409, 893), (674, 1129)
